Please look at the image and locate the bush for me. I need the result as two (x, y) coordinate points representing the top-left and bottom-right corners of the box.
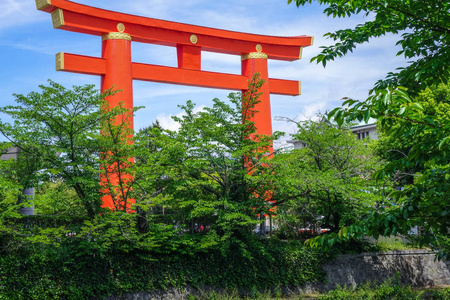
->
(0, 238), (330, 299)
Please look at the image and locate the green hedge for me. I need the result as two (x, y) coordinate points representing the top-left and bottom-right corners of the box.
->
(0, 239), (330, 300)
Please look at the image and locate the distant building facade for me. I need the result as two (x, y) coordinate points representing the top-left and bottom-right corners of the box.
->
(352, 123), (378, 140)
(288, 123), (378, 150)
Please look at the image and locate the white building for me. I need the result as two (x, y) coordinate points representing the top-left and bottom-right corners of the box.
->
(351, 123), (378, 141)
(288, 123), (378, 149)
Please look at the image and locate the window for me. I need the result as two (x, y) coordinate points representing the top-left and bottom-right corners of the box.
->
(356, 131), (370, 140)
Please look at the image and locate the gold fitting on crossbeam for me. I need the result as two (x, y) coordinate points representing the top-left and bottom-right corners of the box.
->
(117, 23), (125, 33)
(241, 52), (268, 61)
(101, 32), (132, 41)
(190, 34), (198, 44)
(55, 52), (64, 71)
(51, 9), (64, 29)
(35, 0), (51, 11)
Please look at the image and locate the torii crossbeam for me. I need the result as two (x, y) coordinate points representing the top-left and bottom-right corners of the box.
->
(36, 0), (313, 209)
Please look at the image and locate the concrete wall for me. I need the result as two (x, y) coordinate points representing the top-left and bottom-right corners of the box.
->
(315, 249), (450, 291)
(104, 250), (449, 299)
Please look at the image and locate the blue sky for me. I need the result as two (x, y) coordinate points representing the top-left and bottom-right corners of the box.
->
(0, 0), (407, 145)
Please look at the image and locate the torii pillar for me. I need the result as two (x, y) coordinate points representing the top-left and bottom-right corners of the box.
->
(36, 0), (313, 209)
(101, 32), (134, 129)
(101, 32), (135, 210)
(241, 51), (272, 152)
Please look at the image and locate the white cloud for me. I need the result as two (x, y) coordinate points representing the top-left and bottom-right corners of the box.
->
(153, 113), (181, 132)
(197, 10), (255, 32)
(0, 0), (45, 30)
(0, 40), (55, 55)
(152, 104), (206, 132)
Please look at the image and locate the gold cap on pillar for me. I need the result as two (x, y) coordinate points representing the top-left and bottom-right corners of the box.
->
(101, 32), (132, 41)
(241, 52), (268, 61)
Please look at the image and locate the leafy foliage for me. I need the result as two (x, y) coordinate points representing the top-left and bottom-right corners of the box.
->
(132, 120), (183, 233)
(0, 81), (120, 218)
(138, 75), (279, 249)
(0, 239), (330, 299)
(288, 0), (450, 260)
(98, 100), (137, 212)
(0, 76), (289, 255)
(323, 83), (450, 259)
(271, 119), (383, 236)
(288, 0), (450, 94)
(33, 180), (82, 215)
(2, 75), (430, 297)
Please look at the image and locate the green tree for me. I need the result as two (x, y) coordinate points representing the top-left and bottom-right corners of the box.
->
(288, 0), (450, 259)
(0, 81), (183, 254)
(325, 83), (450, 258)
(0, 146), (25, 243)
(0, 143), (40, 216)
(132, 121), (185, 233)
(34, 180), (81, 215)
(374, 83), (450, 186)
(0, 80), (122, 219)
(288, 0), (450, 94)
(98, 101), (137, 212)
(271, 119), (382, 236)
(158, 76), (277, 247)
(79, 76), (279, 254)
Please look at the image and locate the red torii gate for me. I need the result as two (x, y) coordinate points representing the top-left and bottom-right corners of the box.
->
(36, 0), (313, 209)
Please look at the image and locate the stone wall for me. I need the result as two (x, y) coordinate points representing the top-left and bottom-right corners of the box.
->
(105, 250), (450, 300)
(314, 249), (450, 292)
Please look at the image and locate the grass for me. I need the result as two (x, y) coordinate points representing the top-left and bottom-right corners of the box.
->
(191, 287), (450, 300)
(188, 275), (450, 300)
(320, 280), (450, 300)
(375, 236), (417, 252)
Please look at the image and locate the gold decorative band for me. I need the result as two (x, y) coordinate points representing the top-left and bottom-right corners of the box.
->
(102, 32), (132, 41)
(55, 52), (64, 71)
(241, 52), (268, 61)
(298, 81), (302, 95)
(51, 9), (64, 29)
(299, 47), (303, 59)
(35, 0), (51, 11)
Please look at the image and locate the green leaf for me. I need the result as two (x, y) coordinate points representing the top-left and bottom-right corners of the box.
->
(411, 102), (423, 111)
(438, 136), (450, 150)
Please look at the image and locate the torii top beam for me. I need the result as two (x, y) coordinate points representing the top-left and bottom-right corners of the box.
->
(36, 0), (314, 140)
(36, 0), (312, 61)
